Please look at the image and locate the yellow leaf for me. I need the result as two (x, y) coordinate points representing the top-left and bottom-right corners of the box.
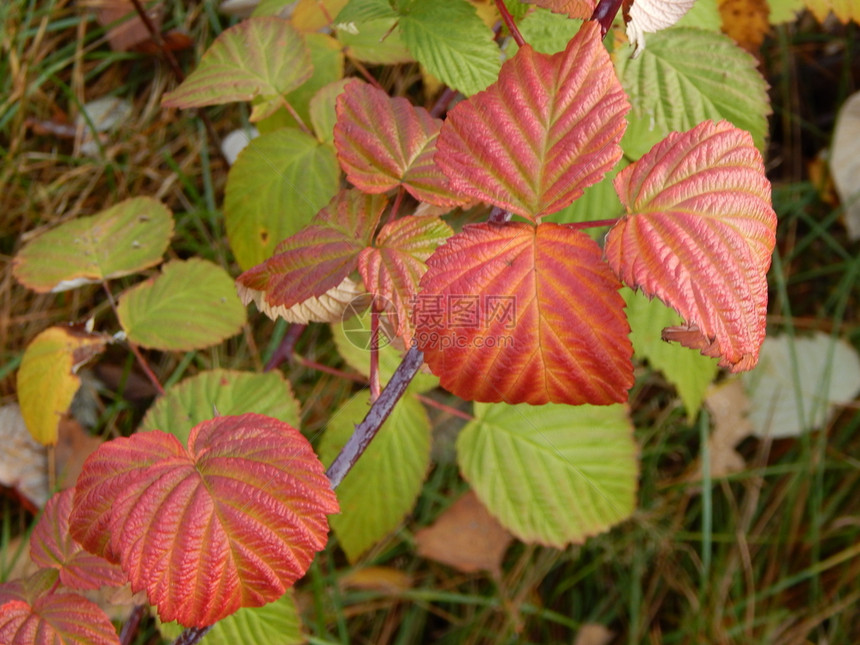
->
(803, 0), (860, 22)
(719, 0), (770, 51)
(17, 326), (108, 445)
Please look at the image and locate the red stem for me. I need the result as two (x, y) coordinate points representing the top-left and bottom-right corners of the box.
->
(495, 0), (525, 47)
(369, 306), (381, 402)
(293, 355), (366, 384)
(264, 323), (306, 371)
(414, 393), (473, 421)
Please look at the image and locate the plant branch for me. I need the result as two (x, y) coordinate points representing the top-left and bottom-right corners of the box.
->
(495, 0), (525, 47)
(326, 346), (425, 489)
(173, 626), (212, 645)
(119, 605), (145, 645)
(590, 0), (625, 39)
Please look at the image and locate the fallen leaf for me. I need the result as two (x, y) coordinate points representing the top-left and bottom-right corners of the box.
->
(55, 418), (103, 491)
(719, 0), (770, 52)
(574, 623), (614, 645)
(830, 90), (860, 240)
(90, 0), (164, 52)
(703, 379), (753, 477)
(414, 490), (512, 577)
(741, 333), (860, 438)
(0, 404), (48, 507)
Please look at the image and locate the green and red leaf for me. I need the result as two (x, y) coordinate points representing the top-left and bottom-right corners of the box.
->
(605, 120), (777, 372)
(334, 80), (466, 206)
(69, 414), (338, 628)
(161, 18), (311, 122)
(237, 189), (386, 311)
(416, 222), (634, 405)
(0, 569), (119, 645)
(435, 20), (629, 221)
(30, 489), (127, 591)
(358, 215), (453, 343)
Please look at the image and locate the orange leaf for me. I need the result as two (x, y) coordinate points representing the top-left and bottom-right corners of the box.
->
(606, 120), (776, 372)
(416, 222), (633, 405)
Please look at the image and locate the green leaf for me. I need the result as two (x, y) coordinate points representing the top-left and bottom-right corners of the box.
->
(615, 27), (770, 159)
(319, 392), (431, 561)
(336, 17), (413, 65)
(117, 259), (246, 351)
(224, 128), (340, 270)
(13, 197), (172, 293)
(458, 402), (638, 546)
(399, 0), (501, 96)
(335, 0), (398, 23)
(257, 33), (345, 133)
(623, 288), (718, 419)
(674, 0), (721, 30)
(330, 311), (439, 393)
(141, 369), (301, 444)
(161, 18), (311, 122)
(309, 79), (351, 143)
(516, 9), (582, 54)
(549, 163), (624, 229)
(205, 591), (303, 645)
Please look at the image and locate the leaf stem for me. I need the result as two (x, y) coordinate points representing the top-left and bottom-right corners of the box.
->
(414, 393), (473, 421)
(590, 0), (624, 39)
(326, 346), (425, 489)
(369, 305), (381, 402)
(264, 323), (306, 371)
(564, 217), (621, 230)
(101, 282), (165, 396)
(495, 0), (525, 48)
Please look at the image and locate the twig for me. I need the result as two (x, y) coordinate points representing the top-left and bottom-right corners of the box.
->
(326, 346), (425, 489)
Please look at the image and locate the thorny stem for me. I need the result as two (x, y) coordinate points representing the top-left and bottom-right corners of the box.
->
(326, 346), (425, 489)
(495, 0), (525, 48)
(127, 0), (228, 166)
(590, 0), (625, 39)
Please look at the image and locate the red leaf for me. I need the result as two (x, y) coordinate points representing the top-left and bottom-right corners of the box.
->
(30, 489), (127, 591)
(358, 215), (453, 344)
(335, 81), (466, 207)
(415, 222), (633, 405)
(70, 414), (338, 628)
(236, 189), (386, 309)
(605, 120), (777, 372)
(435, 21), (628, 221)
(0, 570), (119, 645)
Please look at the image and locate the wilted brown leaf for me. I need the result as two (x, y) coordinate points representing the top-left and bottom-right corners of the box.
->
(415, 490), (512, 577)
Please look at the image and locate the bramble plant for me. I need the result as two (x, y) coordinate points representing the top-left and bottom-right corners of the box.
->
(3, 0), (777, 643)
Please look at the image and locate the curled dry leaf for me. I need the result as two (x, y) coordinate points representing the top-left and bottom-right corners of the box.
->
(624, 0), (696, 54)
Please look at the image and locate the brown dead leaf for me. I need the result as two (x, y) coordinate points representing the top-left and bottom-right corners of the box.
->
(574, 623), (614, 645)
(719, 0), (770, 52)
(55, 417), (103, 490)
(703, 379), (753, 477)
(415, 490), (512, 577)
(85, 0), (164, 52)
(0, 404), (48, 508)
